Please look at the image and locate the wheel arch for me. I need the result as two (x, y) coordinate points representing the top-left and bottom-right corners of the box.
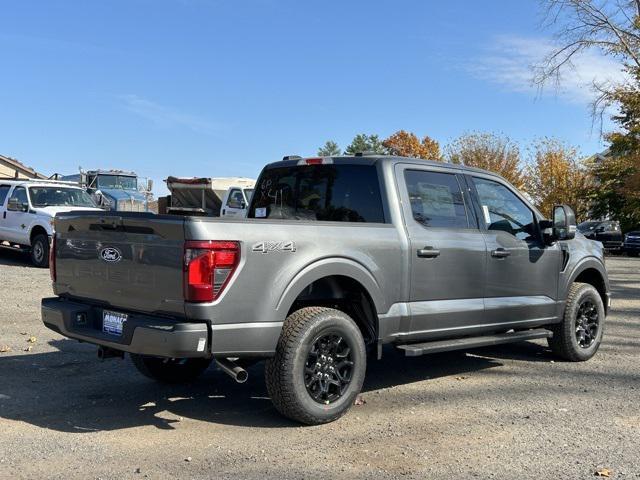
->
(567, 258), (610, 314)
(276, 258), (385, 346)
(30, 224), (50, 244)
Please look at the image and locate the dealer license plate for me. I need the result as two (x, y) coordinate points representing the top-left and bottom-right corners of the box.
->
(103, 310), (127, 336)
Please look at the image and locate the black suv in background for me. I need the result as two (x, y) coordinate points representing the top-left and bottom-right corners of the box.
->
(578, 220), (624, 252)
(623, 230), (640, 257)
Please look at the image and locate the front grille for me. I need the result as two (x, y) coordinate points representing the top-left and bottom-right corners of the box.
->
(118, 199), (146, 212)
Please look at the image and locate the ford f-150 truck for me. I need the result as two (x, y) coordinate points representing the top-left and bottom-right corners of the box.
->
(42, 155), (610, 425)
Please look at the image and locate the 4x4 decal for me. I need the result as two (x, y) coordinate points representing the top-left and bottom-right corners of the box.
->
(252, 241), (296, 254)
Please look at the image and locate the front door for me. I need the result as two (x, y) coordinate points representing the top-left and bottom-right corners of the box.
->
(222, 188), (245, 217)
(396, 164), (487, 341)
(0, 184), (11, 241)
(468, 174), (562, 327)
(3, 186), (31, 244)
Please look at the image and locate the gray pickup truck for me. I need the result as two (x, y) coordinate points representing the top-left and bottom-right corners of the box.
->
(42, 155), (610, 424)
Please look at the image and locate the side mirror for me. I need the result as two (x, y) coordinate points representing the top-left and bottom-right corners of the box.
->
(6, 198), (20, 211)
(553, 204), (577, 241)
(241, 201), (246, 209)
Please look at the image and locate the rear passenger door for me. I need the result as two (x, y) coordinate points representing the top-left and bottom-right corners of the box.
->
(396, 164), (487, 341)
(468, 175), (561, 326)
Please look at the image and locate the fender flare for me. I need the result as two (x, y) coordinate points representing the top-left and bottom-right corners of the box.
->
(566, 256), (609, 288)
(275, 257), (386, 322)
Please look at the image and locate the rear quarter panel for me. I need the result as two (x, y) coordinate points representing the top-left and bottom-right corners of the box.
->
(183, 218), (404, 325)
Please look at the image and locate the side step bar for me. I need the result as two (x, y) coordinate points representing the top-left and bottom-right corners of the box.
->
(397, 329), (552, 357)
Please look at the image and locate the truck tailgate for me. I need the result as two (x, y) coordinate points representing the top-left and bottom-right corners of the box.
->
(53, 212), (186, 316)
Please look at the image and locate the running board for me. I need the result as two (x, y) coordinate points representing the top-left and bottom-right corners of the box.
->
(396, 329), (552, 357)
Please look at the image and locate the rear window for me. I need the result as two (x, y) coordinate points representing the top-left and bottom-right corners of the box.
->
(248, 164), (385, 223)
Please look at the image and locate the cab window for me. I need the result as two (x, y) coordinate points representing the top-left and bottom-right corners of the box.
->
(226, 189), (245, 209)
(9, 186), (28, 206)
(404, 170), (469, 228)
(472, 177), (536, 241)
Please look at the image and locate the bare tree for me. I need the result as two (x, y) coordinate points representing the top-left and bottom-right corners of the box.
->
(536, 0), (640, 120)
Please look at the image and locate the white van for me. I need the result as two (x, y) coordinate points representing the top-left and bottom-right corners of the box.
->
(0, 179), (102, 267)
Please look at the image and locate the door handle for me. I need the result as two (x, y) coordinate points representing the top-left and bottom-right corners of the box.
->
(417, 246), (440, 258)
(491, 248), (511, 258)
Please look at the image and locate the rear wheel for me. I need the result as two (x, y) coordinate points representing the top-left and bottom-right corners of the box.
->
(130, 354), (212, 383)
(265, 307), (367, 425)
(548, 282), (605, 361)
(30, 234), (49, 268)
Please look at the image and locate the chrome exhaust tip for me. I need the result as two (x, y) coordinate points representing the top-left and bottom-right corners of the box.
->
(215, 358), (248, 383)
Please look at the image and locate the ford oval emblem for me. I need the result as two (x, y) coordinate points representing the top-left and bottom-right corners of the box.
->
(100, 247), (122, 263)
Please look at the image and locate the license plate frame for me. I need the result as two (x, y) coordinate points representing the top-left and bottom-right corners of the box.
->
(102, 310), (127, 336)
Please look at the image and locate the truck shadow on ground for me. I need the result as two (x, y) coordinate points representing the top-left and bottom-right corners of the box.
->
(0, 248), (33, 267)
(0, 340), (528, 432)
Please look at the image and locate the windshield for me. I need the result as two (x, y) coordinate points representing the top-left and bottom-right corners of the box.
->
(578, 221), (600, 232)
(244, 188), (254, 202)
(29, 187), (96, 208)
(97, 175), (137, 190)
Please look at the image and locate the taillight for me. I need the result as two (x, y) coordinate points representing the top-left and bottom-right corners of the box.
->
(49, 234), (56, 282)
(184, 241), (239, 303)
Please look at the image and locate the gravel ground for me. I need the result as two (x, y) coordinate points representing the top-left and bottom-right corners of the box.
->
(0, 249), (638, 480)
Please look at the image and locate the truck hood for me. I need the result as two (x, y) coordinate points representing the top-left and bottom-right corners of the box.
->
(33, 206), (104, 217)
(100, 188), (146, 202)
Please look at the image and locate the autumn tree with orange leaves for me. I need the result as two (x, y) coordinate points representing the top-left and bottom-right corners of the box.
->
(446, 132), (525, 188)
(524, 138), (592, 221)
(382, 130), (441, 160)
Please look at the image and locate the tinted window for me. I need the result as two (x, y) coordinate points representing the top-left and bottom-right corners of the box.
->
(9, 186), (28, 205)
(0, 185), (10, 206)
(249, 164), (385, 223)
(472, 177), (535, 241)
(404, 170), (469, 228)
(578, 221), (600, 233)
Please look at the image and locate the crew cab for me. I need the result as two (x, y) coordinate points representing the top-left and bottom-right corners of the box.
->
(0, 179), (102, 267)
(42, 155), (610, 424)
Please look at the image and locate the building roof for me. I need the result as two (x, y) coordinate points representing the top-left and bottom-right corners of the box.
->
(0, 154), (47, 179)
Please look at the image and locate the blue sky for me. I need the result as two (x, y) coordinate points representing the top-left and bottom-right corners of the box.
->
(0, 0), (623, 195)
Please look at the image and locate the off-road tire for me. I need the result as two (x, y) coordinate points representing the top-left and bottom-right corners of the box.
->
(265, 307), (367, 425)
(30, 234), (49, 268)
(548, 282), (605, 361)
(130, 354), (212, 384)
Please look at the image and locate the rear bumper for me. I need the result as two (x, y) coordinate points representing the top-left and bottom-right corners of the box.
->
(623, 243), (640, 252)
(41, 297), (283, 358)
(41, 297), (209, 358)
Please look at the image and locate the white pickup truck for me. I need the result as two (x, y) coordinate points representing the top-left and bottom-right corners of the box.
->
(0, 179), (102, 267)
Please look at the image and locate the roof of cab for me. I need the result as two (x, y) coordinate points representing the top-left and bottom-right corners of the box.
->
(265, 155), (503, 180)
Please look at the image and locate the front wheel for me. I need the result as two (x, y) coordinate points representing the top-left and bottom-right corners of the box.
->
(548, 282), (605, 361)
(31, 234), (49, 268)
(265, 307), (367, 425)
(130, 354), (212, 383)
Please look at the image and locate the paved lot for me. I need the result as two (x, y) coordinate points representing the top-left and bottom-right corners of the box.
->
(0, 250), (638, 479)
